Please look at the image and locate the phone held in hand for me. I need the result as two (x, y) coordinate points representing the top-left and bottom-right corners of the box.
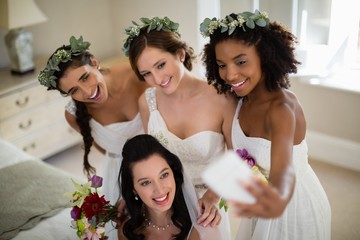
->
(201, 150), (256, 204)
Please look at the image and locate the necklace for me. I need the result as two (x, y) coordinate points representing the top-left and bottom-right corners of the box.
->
(143, 214), (173, 231)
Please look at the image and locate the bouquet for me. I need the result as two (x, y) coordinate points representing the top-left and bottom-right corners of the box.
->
(65, 175), (118, 240)
(219, 149), (268, 211)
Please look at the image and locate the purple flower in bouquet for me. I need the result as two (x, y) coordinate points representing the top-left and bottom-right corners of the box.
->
(90, 175), (103, 188)
(236, 148), (268, 184)
(71, 206), (82, 221)
(236, 148), (255, 167)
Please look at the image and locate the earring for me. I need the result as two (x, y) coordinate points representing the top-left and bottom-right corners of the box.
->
(135, 195), (139, 200)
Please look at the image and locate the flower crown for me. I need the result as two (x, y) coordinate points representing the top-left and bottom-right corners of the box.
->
(38, 36), (91, 89)
(122, 16), (179, 56)
(200, 10), (269, 37)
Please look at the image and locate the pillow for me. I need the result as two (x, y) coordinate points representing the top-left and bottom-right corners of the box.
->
(0, 160), (76, 239)
(0, 139), (36, 169)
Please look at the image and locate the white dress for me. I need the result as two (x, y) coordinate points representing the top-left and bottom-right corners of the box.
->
(232, 100), (331, 240)
(66, 100), (144, 240)
(145, 87), (232, 240)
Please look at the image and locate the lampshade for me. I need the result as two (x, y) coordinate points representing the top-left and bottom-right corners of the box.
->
(0, 0), (47, 30)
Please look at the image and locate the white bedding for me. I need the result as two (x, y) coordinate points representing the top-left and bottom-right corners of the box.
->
(0, 139), (78, 240)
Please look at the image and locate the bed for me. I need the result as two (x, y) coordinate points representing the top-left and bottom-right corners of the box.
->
(0, 138), (80, 240)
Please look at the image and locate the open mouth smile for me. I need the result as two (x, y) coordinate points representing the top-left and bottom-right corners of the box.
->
(88, 86), (100, 100)
(160, 78), (171, 88)
(153, 193), (169, 205)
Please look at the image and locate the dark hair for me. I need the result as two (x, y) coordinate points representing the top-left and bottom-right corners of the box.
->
(201, 13), (300, 95)
(127, 29), (196, 81)
(46, 45), (96, 177)
(119, 134), (191, 240)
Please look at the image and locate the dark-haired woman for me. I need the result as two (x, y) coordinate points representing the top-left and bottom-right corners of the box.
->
(38, 36), (148, 240)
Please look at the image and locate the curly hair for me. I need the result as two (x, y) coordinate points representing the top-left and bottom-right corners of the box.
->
(201, 13), (300, 95)
(45, 46), (96, 177)
(119, 134), (192, 240)
(127, 29), (196, 81)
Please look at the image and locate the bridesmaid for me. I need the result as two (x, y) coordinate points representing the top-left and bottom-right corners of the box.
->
(123, 16), (238, 239)
(38, 36), (148, 239)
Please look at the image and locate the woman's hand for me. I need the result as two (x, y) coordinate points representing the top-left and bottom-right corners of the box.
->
(228, 177), (289, 218)
(114, 199), (127, 228)
(197, 189), (221, 227)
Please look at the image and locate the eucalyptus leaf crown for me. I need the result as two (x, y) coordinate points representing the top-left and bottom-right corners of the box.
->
(38, 36), (91, 89)
(122, 16), (179, 56)
(200, 10), (269, 37)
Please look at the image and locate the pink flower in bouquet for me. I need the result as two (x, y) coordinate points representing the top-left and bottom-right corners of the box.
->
(83, 223), (107, 240)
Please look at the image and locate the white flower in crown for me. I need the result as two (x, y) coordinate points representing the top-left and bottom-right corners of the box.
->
(122, 16), (179, 56)
(200, 10), (269, 37)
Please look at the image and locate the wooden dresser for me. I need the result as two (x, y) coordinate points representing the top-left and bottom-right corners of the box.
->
(0, 60), (81, 159)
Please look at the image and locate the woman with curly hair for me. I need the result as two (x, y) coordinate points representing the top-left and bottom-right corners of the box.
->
(200, 10), (331, 240)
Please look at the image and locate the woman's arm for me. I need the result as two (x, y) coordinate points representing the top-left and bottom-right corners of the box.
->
(188, 226), (201, 240)
(64, 109), (105, 154)
(229, 100), (296, 218)
(197, 189), (221, 227)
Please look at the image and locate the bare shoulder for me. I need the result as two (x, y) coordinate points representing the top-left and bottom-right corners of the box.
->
(138, 91), (147, 109)
(117, 218), (129, 240)
(202, 81), (237, 106)
(64, 109), (80, 132)
(187, 226), (200, 240)
(267, 89), (301, 127)
(271, 89), (302, 112)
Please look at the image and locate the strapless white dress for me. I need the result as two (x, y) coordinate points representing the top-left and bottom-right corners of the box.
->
(232, 100), (331, 240)
(66, 100), (144, 240)
(145, 87), (232, 240)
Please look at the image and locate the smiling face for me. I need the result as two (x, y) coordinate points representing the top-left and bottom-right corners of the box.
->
(132, 153), (176, 214)
(136, 46), (185, 94)
(215, 39), (263, 97)
(58, 63), (108, 103)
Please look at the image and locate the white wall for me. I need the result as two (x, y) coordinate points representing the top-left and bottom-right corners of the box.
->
(1, 0), (358, 170)
(3, 0), (206, 74)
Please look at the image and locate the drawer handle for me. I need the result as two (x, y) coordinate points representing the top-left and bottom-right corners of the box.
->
(19, 119), (32, 129)
(15, 96), (29, 107)
(23, 142), (36, 152)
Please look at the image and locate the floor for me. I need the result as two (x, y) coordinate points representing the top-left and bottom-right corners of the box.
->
(45, 143), (360, 240)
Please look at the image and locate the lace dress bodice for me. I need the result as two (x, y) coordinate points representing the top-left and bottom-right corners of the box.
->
(145, 87), (225, 186)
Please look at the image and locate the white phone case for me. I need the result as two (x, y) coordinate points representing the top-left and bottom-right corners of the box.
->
(201, 150), (256, 204)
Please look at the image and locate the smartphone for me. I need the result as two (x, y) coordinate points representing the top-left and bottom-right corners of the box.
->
(201, 150), (256, 204)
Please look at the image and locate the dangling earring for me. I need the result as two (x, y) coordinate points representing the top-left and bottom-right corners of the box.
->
(135, 195), (139, 200)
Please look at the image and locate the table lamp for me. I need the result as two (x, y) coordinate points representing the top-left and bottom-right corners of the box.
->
(0, 0), (47, 75)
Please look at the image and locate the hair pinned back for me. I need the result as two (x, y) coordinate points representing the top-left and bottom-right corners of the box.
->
(38, 36), (91, 89)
